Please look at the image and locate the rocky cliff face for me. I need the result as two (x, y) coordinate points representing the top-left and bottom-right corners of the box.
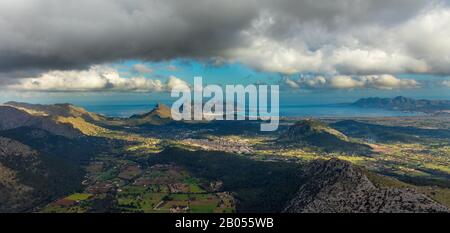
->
(284, 159), (449, 213)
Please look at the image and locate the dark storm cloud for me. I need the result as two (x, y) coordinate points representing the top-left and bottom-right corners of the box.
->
(0, 0), (258, 74)
(0, 0), (449, 78)
(266, 0), (431, 26)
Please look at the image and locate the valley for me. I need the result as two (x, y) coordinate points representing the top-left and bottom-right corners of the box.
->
(0, 102), (449, 213)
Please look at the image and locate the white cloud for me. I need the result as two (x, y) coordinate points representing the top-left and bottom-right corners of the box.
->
(329, 75), (366, 89)
(285, 74), (419, 90)
(132, 64), (153, 74)
(228, 37), (324, 75)
(226, 4), (450, 75)
(443, 80), (450, 87)
(395, 8), (450, 74)
(330, 48), (428, 75)
(167, 65), (178, 71)
(166, 75), (190, 91)
(6, 66), (189, 92)
(284, 78), (300, 89)
(361, 75), (420, 89)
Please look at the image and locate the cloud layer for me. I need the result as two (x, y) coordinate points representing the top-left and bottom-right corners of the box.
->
(284, 75), (420, 90)
(7, 66), (189, 92)
(132, 64), (153, 74)
(1, 0), (450, 79)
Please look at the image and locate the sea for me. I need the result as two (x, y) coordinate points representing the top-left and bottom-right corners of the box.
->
(79, 102), (423, 118)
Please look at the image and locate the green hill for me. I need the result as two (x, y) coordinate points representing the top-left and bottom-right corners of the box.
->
(278, 119), (373, 155)
(331, 120), (450, 143)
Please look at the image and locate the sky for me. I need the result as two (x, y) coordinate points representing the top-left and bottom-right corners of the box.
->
(1, 0), (450, 106)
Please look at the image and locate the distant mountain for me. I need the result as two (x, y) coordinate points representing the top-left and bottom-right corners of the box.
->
(128, 103), (173, 125)
(1, 102), (108, 137)
(278, 120), (373, 155)
(0, 105), (83, 139)
(284, 159), (449, 213)
(0, 136), (83, 212)
(352, 96), (450, 113)
(4, 101), (106, 122)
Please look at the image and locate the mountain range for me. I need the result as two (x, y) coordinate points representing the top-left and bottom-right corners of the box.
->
(0, 102), (448, 213)
(352, 96), (450, 114)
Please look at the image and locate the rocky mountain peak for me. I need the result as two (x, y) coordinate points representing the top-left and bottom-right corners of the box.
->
(284, 159), (449, 213)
